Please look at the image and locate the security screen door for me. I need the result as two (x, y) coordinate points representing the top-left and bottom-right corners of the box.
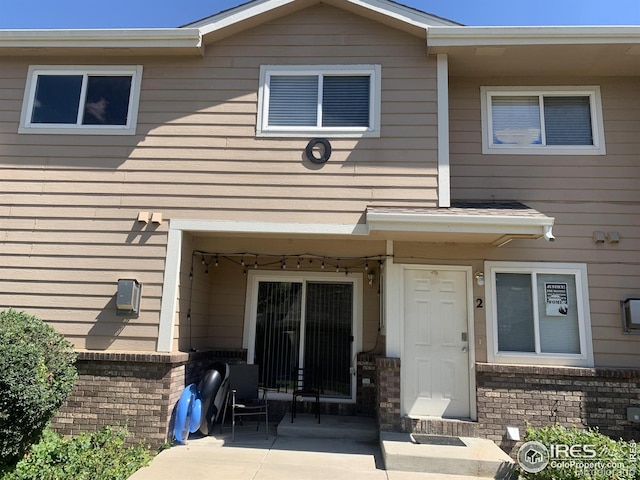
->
(252, 279), (354, 399)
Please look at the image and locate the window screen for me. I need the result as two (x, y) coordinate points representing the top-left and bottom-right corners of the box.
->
(492, 96), (541, 145)
(495, 272), (581, 355)
(490, 94), (593, 147)
(83, 76), (133, 126)
(268, 76), (318, 127)
(496, 273), (535, 352)
(266, 73), (371, 128)
(322, 76), (370, 127)
(30, 73), (133, 127)
(32, 75), (83, 124)
(543, 96), (592, 146)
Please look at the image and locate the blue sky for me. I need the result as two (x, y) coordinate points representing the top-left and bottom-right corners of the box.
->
(0, 0), (639, 29)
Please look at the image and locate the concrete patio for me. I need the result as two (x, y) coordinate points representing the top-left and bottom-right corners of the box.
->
(129, 415), (516, 480)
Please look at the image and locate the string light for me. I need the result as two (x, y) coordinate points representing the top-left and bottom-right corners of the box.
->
(189, 251), (389, 276)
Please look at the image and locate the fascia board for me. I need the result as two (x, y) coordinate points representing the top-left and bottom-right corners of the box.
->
(427, 25), (640, 47)
(193, 0), (457, 37)
(366, 212), (554, 235)
(340, 0), (459, 28)
(193, 0), (298, 35)
(0, 28), (202, 51)
(169, 219), (370, 236)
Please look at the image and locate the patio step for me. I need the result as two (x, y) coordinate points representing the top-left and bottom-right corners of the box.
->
(277, 414), (378, 442)
(380, 431), (516, 479)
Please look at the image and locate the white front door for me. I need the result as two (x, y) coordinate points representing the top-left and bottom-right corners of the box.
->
(402, 267), (471, 418)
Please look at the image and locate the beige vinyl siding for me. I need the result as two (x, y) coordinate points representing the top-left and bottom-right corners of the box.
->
(193, 236), (385, 354)
(449, 76), (640, 368)
(0, 4), (437, 351)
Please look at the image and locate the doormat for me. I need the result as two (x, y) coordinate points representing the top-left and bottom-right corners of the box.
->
(410, 434), (467, 447)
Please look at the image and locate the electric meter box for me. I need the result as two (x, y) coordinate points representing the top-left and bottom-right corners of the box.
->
(622, 298), (640, 332)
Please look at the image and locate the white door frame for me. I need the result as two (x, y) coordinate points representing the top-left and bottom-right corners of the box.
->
(396, 264), (476, 420)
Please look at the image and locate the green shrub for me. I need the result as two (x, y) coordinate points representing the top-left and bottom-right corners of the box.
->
(2, 425), (152, 480)
(0, 309), (77, 468)
(521, 423), (638, 480)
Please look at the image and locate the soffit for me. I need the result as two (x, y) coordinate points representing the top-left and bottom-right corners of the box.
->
(428, 26), (640, 76)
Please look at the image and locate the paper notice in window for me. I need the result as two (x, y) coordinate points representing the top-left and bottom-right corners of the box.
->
(545, 283), (568, 316)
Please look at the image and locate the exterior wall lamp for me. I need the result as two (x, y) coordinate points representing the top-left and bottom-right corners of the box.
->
(116, 279), (141, 317)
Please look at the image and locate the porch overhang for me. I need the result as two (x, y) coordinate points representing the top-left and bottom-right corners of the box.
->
(365, 202), (555, 245)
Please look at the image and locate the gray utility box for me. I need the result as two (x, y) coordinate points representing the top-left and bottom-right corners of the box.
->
(627, 407), (640, 422)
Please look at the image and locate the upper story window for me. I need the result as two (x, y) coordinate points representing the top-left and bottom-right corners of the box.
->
(480, 86), (606, 155)
(257, 65), (381, 137)
(485, 261), (594, 367)
(19, 65), (143, 135)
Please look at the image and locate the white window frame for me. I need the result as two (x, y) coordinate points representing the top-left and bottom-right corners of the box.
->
(242, 270), (363, 403)
(480, 86), (606, 155)
(257, 64), (381, 138)
(19, 65), (143, 135)
(484, 261), (594, 367)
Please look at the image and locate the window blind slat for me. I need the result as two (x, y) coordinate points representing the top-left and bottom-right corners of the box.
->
(543, 96), (593, 146)
(322, 76), (370, 127)
(268, 76), (318, 126)
(491, 96), (541, 145)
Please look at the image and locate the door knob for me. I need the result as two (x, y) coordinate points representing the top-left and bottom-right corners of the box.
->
(462, 346), (469, 353)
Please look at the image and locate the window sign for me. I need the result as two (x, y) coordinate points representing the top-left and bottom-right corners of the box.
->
(545, 283), (568, 316)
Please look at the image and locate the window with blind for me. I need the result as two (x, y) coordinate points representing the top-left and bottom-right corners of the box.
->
(257, 65), (381, 137)
(244, 271), (362, 402)
(485, 262), (594, 367)
(480, 86), (606, 155)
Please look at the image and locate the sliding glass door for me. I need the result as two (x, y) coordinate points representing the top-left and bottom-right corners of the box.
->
(246, 272), (360, 401)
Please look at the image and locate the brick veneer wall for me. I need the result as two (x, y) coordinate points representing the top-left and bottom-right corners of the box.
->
(476, 363), (640, 451)
(376, 356), (401, 431)
(357, 353), (377, 417)
(52, 350), (246, 449)
(52, 349), (375, 448)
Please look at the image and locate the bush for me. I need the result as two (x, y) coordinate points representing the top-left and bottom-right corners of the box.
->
(0, 309), (77, 468)
(521, 423), (638, 480)
(2, 425), (152, 480)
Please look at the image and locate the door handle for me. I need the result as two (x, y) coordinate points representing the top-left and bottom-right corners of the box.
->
(462, 346), (469, 353)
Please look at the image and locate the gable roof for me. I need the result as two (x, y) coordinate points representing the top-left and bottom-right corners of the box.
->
(1, 0), (640, 59)
(183, 0), (461, 42)
(0, 0), (459, 55)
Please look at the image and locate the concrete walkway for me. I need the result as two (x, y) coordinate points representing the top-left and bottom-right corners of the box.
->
(130, 423), (498, 480)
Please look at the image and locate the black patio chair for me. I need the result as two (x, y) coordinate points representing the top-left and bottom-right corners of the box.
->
(291, 367), (321, 424)
(221, 363), (268, 441)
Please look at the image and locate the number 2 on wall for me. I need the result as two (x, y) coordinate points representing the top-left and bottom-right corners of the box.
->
(476, 298), (484, 309)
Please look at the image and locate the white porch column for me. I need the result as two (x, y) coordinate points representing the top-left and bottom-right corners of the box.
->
(384, 240), (402, 357)
(437, 53), (451, 208)
(157, 227), (183, 352)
